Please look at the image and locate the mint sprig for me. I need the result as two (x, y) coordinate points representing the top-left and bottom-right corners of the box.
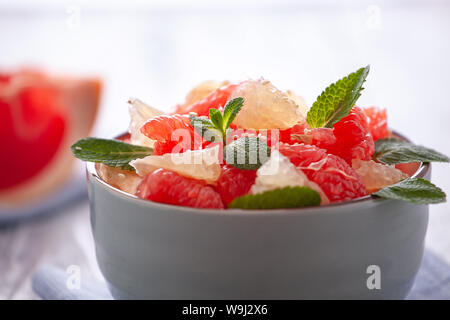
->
(228, 186), (321, 209)
(190, 97), (244, 145)
(373, 138), (449, 165)
(373, 178), (446, 204)
(71, 138), (153, 171)
(307, 66), (370, 128)
(222, 97), (244, 130)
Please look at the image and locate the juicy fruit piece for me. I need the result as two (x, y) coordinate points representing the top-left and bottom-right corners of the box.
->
(230, 79), (304, 130)
(182, 80), (230, 108)
(136, 169), (224, 209)
(141, 114), (191, 142)
(278, 143), (368, 202)
(140, 114), (202, 155)
(395, 162), (421, 177)
(0, 70), (101, 205)
(175, 82), (239, 116)
(363, 106), (389, 141)
(0, 85), (66, 190)
(327, 106), (375, 164)
(128, 98), (163, 147)
(131, 145), (221, 184)
(352, 159), (408, 193)
(281, 121), (336, 149)
(217, 164), (257, 205)
(286, 90), (309, 118)
(97, 163), (142, 194)
(250, 151), (329, 204)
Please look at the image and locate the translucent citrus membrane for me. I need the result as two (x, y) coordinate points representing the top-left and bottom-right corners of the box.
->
(128, 98), (163, 147)
(286, 90), (309, 118)
(352, 159), (409, 193)
(251, 150), (329, 205)
(229, 79), (306, 130)
(96, 163), (142, 195)
(130, 144), (221, 184)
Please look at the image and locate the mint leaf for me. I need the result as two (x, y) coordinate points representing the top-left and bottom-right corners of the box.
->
(209, 108), (223, 132)
(190, 115), (223, 143)
(71, 138), (153, 171)
(307, 66), (370, 128)
(190, 97), (245, 145)
(222, 97), (244, 130)
(374, 138), (449, 164)
(223, 136), (271, 170)
(228, 186), (321, 209)
(373, 178), (446, 204)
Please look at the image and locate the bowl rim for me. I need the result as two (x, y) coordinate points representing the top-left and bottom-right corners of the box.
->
(86, 131), (430, 216)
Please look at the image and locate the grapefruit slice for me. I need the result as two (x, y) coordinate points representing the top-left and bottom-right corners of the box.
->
(181, 80), (230, 109)
(250, 150), (329, 205)
(229, 79), (305, 130)
(352, 159), (408, 193)
(0, 70), (101, 206)
(128, 98), (163, 148)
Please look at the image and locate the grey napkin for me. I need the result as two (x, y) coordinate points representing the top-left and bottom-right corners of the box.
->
(32, 250), (450, 300)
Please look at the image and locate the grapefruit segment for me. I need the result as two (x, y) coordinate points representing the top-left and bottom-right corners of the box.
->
(251, 150), (329, 204)
(181, 80), (230, 109)
(131, 145), (221, 184)
(128, 98), (163, 148)
(96, 163), (142, 195)
(326, 106), (375, 164)
(278, 143), (368, 202)
(175, 82), (239, 116)
(136, 168), (224, 209)
(140, 114), (204, 155)
(363, 106), (389, 141)
(230, 79), (305, 130)
(352, 159), (408, 193)
(217, 164), (257, 205)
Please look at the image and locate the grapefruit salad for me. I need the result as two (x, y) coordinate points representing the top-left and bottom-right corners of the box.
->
(72, 66), (448, 210)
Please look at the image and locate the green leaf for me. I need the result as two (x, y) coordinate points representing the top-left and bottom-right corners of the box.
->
(228, 186), (321, 209)
(373, 178), (446, 204)
(373, 138), (449, 164)
(190, 115), (223, 143)
(307, 65), (370, 128)
(223, 136), (271, 170)
(71, 138), (153, 171)
(222, 97), (244, 131)
(209, 108), (223, 131)
(190, 97), (244, 145)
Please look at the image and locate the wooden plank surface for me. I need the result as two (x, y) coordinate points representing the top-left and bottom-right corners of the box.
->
(0, 201), (102, 300)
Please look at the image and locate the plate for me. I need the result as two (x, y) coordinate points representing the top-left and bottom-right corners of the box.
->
(0, 174), (87, 224)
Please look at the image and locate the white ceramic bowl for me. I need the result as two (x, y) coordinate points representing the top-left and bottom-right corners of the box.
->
(86, 154), (430, 299)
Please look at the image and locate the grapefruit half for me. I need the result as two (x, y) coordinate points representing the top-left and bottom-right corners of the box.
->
(0, 70), (101, 206)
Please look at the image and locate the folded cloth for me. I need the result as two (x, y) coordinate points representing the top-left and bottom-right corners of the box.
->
(32, 250), (450, 300)
(32, 265), (112, 300)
